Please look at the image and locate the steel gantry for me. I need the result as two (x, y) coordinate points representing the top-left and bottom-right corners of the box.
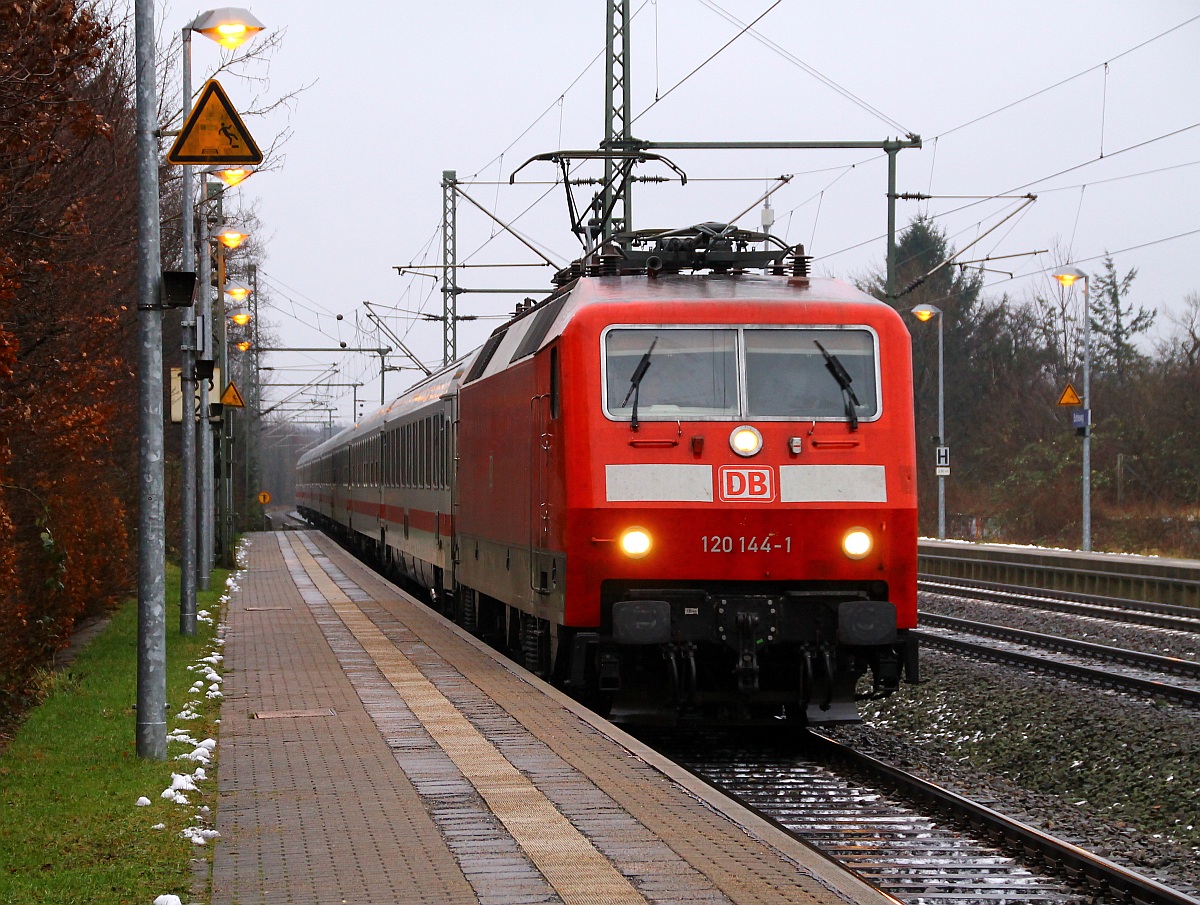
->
(441, 170), (459, 366)
(602, 0), (633, 241)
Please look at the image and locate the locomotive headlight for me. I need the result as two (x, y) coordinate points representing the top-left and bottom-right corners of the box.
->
(729, 425), (763, 457)
(842, 528), (873, 559)
(618, 527), (653, 559)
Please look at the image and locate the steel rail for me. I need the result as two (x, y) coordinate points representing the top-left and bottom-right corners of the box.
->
(920, 575), (1200, 633)
(916, 546), (1200, 609)
(806, 732), (1200, 905)
(920, 612), (1200, 679)
(662, 738), (1066, 904)
(913, 630), (1200, 707)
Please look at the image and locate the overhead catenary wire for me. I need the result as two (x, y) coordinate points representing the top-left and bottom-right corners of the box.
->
(933, 13), (1200, 141)
(816, 119), (1200, 271)
(762, 13), (1200, 281)
(694, 0), (913, 136)
(466, 0), (654, 180)
(633, 0), (782, 125)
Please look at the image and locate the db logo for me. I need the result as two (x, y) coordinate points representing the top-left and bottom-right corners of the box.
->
(718, 466), (775, 502)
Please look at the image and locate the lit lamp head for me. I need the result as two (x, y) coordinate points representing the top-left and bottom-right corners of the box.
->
(236, 340), (253, 352)
(211, 223), (250, 249)
(206, 165), (254, 188)
(230, 312), (252, 326)
(226, 282), (251, 303)
(189, 8), (266, 49)
(910, 303), (941, 323)
(1051, 266), (1087, 289)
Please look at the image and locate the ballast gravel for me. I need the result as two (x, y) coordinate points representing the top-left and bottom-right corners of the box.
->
(825, 593), (1200, 898)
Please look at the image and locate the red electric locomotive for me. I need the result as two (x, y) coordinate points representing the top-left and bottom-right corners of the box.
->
(297, 226), (918, 725)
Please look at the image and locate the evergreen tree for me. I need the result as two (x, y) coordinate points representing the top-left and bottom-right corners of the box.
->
(1089, 255), (1155, 382)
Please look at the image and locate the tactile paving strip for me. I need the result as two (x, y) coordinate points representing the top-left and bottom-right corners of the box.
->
(283, 533), (651, 905)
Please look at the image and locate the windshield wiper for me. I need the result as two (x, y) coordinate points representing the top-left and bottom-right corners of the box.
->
(621, 336), (658, 432)
(813, 340), (860, 431)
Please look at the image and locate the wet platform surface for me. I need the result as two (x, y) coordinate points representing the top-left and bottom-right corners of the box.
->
(207, 530), (892, 904)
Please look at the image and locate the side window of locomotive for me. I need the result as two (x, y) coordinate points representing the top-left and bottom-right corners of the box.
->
(549, 346), (561, 419)
(744, 329), (878, 419)
(605, 329), (738, 419)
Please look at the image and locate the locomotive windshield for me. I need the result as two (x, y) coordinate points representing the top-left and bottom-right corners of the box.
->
(604, 326), (878, 421)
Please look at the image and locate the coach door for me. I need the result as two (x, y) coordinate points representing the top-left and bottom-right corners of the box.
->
(529, 388), (552, 598)
(528, 345), (564, 602)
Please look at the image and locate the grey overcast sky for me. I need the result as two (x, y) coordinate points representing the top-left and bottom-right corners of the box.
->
(167, 1), (1200, 425)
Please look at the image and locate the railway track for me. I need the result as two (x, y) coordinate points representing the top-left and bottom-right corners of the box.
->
(919, 575), (1200, 634)
(641, 729), (1200, 905)
(912, 618), (1200, 707)
(916, 574), (1200, 706)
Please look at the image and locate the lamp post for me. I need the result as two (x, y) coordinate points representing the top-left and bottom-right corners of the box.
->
(211, 222), (250, 567)
(1052, 267), (1092, 552)
(133, 0), (168, 760)
(179, 7), (264, 633)
(911, 304), (946, 540)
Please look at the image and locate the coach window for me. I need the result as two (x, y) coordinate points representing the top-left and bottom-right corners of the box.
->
(422, 415), (432, 487)
(426, 416), (435, 488)
(434, 417), (444, 488)
(405, 422), (413, 487)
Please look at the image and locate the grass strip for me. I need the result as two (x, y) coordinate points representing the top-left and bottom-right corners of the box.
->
(0, 564), (229, 904)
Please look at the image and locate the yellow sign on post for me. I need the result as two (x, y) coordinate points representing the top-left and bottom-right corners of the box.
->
(220, 381), (245, 408)
(257, 491), (271, 505)
(1057, 383), (1082, 406)
(167, 79), (263, 165)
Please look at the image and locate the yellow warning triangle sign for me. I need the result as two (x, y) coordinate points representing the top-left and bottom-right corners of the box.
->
(167, 79), (263, 165)
(1057, 383), (1082, 406)
(220, 381), (245, 408)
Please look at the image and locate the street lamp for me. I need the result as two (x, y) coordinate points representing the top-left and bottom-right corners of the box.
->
(189, 8), (266, 49)
(212, 223), (250, 249)
(206, 164), (255, 188)
(1051, 266), (1092, 552)
(226, 282), (251, 304)
(911, 303), (946, 540)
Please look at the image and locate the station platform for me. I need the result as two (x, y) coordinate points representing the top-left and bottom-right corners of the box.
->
(208, 530), (893, 905)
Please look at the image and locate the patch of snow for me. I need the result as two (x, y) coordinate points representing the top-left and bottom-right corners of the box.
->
(181, 826), (220, 845)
